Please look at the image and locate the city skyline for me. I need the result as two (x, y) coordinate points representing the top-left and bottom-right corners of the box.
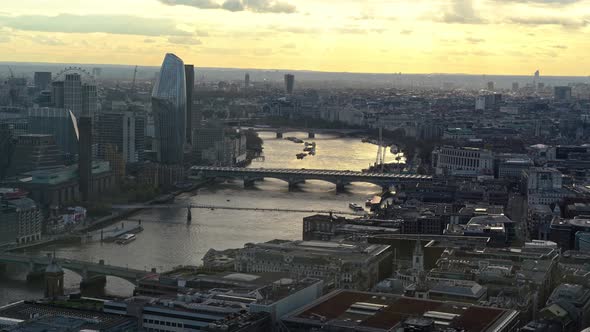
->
(1, 0), (589, 76)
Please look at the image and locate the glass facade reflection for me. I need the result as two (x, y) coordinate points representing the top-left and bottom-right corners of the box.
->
(152, 53), (187, 165)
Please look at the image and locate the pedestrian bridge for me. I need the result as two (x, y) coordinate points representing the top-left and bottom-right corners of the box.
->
(0, 253), (152, 286)
(189, 166), (432, 192)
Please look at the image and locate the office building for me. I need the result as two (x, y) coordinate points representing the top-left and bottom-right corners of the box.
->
(282, 290), (520, 332)
(78, 116), (92, 201)
(27, 107), (79, 156)
(234, 239), (391, 290)
(33, 72), (51, 91)
(95, 110), (146, 163)
(554, 86), (572, 101)
(152, 53), (187, 165)
(475, 93), (501, 111)
(245, 72), (250, 87)
(549, 217), (590, 250)
(184, 64), (194, 145)
(431, 146), (494, 177)
(497, 155), (533, 180)
(0, 197), (42, 245)
(8, 134), (63, 176)
(522, 167), (566, 205)
(487, 81), (494, 90)
(284, 73), (294, 94)
(51, 72), (98, 116)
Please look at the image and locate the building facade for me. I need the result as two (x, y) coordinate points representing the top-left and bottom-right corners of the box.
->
(152, 53), (187, 165)
(432, 146), (494, 177)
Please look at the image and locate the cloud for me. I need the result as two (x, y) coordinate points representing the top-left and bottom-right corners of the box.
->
(439, 0), (485, 24)
(400, 29), (413, 35)
(552, 44), (568, 48)
(144, 38), (157, 43)
(167, 36), (203, 44)
(281, 43), (296, 49)
(0, 14), (190, 36)
(0, 35), (9, 43)
(466, 37), (484, 43)
(159, 0), (296, 13)
(506, 16), (589, 27)
(494, 0), (581, 4)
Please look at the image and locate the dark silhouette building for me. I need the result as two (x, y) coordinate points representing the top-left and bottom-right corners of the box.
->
(245, 73), (250, 88)
(44, 257), (64, 298)
(34, 72), (52, 91)
(78, 116), (92, 201)
(284, 74), (294, 94)
(8, 134), (63, 176)
(185, 64), (194, 145)
(554, 86), (572, 101)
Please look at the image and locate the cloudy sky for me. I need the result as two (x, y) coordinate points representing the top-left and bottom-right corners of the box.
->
(0, 0), (588, 75)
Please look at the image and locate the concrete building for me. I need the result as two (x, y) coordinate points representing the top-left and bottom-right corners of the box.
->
(234, 239), (391, 290)
(78, 116), (92, 201)
(27, 107), (79, 157)
(0, 197), (42, 245)
(431, 146), (494, 177)
(95, 110), (146, 163)
(522, 167), (566, 205)
(282, 290), (520, 332)
(33, 72), (51, 91)
(497, 155), (533, 180)
(284, 74), (294, 94)
(7, 134), (63, 176)
(549, 217), (590, 250)
(554, 86), (572, 101)
(184, 64), (194, 145)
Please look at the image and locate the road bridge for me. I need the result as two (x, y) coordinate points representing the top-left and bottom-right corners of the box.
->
(243, 126), (366, 138)
(189, 166), (432, 192)
(110, 204), (362, 216)
(0, 253), (153, 286)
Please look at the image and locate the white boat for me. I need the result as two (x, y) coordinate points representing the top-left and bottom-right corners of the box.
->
(116, 233), (136, 245)
(349, 203), (364, 211)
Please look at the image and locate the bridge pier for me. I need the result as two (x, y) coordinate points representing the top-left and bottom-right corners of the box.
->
(308, 132), (315, 139)
(288, 178), (305, 191)
(276, 132), (283, 139)
(243, 176), (263, 188)
(336, 181), (348, 193)
(80, 275), (107, 290)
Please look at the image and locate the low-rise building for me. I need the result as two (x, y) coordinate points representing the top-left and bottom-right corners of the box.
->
(432, 146), (494, 177)
(234, 239), (391, 290)
(0, 197), (42, 245)
(282, 290), (520, 332)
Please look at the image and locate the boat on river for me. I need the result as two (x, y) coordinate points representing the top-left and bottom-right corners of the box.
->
(116, 233), (136, 245)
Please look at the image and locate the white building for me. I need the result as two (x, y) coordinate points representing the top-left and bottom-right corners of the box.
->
(523, 167), (568, 205)
(431, 146), (494, 177)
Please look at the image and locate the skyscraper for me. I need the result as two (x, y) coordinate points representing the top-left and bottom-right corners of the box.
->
(64, 73), (82, 115)
(554, 86), (572, 101)
(184, 64), (195, 145)
(34, 72), (52, 91)
(284, 74), (295, 94)
(245, 73), (250, 88)
(95, 110), (146, 163)
(78, 116), (92, 201)
(152, 53), (187, 165)
(487, 81), (494, 91)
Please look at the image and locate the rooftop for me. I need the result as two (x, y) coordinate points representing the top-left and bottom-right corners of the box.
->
(283, 290), (518, 332)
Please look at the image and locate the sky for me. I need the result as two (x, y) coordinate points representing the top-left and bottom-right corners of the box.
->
(0, 0), (589, 75)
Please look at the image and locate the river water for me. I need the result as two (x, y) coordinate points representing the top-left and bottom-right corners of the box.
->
(0, 132), (403, 305)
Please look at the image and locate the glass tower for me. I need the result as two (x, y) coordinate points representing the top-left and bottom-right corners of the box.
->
(152, 53), (187, 165)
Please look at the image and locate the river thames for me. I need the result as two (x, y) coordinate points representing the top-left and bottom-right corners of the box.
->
(0, 132), (403, 305)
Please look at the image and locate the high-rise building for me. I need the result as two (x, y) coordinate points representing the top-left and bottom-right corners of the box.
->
(534, 69), (540, 88)
(487, 81), (494, 90)
(51, 71), (98, 116)
(284, 74), (294, 94)
(95, 110), (146, 163)
(0, 197), (42, 245)
(184, 64), (194, 145)
(554, 86), (572, 101)
(245, 73), (250, 88)
(152, 53), (187, 165)
(512, 82), (519, 91)
(78, 116), (92, 201)
(34, 72), (52, 91)
(91, 67), (102, 78)
(64, 73), (82, 115)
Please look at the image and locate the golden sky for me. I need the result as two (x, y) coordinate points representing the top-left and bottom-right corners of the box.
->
(0, 0), (589, 75)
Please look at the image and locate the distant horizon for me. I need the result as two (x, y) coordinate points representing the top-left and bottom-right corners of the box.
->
(2, 60), (589, 79)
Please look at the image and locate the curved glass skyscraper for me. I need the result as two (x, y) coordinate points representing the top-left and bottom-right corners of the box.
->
(152, 53), (187, 165)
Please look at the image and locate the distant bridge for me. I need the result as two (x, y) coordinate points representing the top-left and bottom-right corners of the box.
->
(110, 204), (362, 216)
(242, 126), (366, 138)
(0, 253), (152, 286)
(189, 166), (432, 192)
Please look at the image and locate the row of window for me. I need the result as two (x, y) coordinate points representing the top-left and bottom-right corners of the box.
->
(143, 318), (199, 330)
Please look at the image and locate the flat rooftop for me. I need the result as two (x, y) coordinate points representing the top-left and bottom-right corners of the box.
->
(283, 290), (518, 332)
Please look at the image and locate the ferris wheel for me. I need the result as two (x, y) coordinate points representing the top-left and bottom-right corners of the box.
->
(52, 67), (96, 84)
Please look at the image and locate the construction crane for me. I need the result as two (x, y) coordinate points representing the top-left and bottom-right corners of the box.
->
(6, 66), (14, 78)
(375, 127), (386, 172)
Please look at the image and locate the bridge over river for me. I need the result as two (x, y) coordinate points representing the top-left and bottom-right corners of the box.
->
(189, 166), (432, 192)
(0, 253), (153, 286)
